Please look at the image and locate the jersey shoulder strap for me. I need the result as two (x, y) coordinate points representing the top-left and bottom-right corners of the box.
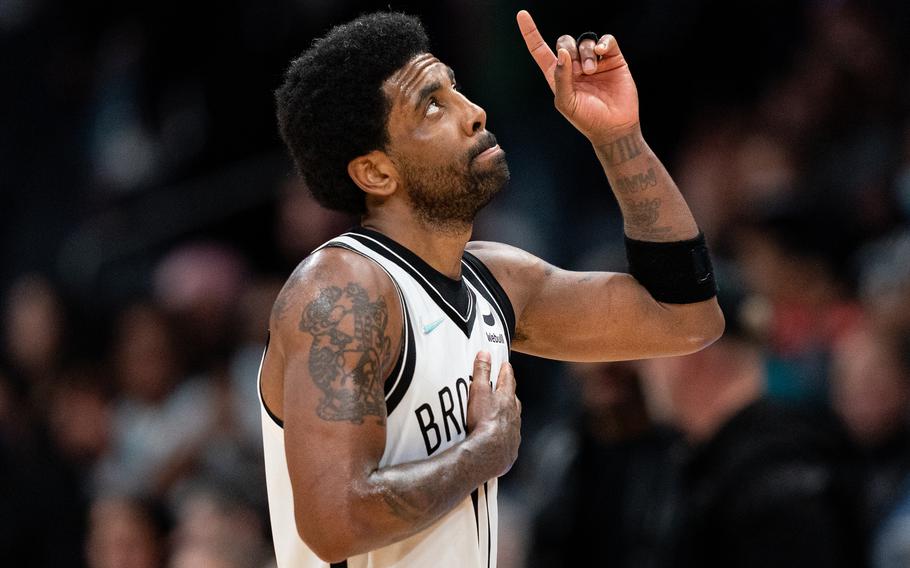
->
(462, 251), (516, 342)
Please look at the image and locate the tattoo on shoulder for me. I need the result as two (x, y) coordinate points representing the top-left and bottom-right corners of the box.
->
(300, 282), (391, 425)
(272, 272), (302, 321)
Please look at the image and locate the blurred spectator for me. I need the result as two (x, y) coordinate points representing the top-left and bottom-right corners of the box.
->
(527, 360), (679, 568)
(169, 488), (270, 568)
(93, 302), (219, 501)
(648, 292), (863, 568)
(231, 277), (282, 449)
(859, 230), (910, 336)
(733, 203), (863, 404)
(275, 178), (354, 264)
(674, 118), (799, 241)
(153, 242), (249, 372)
(46, 364), (112, 474)
(86, 496), (167, 568)
(831, 326), (910, 560)
(3, 274), (67, 394)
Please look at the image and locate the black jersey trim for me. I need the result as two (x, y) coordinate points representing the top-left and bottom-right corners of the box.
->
(345, 228), (477, 338)
(483, 481), (492, 568)
(319, 242), (415, 416)
(471, 488), (480, 542)
(258, 332), (284, 428)
(385, 296), (416, 416)
(330, 561), (348, 568)
(461, 251), (516, 346)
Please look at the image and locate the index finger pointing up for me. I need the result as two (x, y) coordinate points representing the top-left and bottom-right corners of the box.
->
(516, 10), (556, 93)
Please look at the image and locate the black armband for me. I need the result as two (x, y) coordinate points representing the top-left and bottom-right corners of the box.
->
(625, 232), (717, 304)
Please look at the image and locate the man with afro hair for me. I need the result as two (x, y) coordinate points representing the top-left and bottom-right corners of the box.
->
(260, 9), (724, 568)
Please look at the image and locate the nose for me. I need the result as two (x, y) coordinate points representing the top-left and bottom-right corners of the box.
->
(461, 95), (486, 136)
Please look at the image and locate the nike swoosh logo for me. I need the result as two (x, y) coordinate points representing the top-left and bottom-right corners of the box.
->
(422, 318), (445, 334)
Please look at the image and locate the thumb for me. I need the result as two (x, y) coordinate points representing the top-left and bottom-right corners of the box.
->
(470, 351), (493, 390)
(554, 48), (575, 111)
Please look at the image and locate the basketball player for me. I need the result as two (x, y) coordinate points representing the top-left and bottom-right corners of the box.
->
(259, 9), (724, 568)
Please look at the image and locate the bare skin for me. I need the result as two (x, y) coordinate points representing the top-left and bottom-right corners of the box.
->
(260, 8), (723, 563)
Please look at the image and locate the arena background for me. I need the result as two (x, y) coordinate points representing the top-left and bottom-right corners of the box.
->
(2, 0), (910, 566)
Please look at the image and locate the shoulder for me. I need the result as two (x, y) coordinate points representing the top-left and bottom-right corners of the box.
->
(465, 241), (554, 304)
(269, 246), (403, 347)
(466, 241), (562, 327)
(465, 240), (547, 272)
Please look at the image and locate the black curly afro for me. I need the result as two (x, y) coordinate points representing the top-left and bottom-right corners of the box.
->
(276, 12), (430, 214)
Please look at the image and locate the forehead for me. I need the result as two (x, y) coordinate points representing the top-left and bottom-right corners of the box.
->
(383, 53), (454, 107)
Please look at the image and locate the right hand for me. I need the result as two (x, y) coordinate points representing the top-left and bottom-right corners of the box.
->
(516, 10), (640, 147)
(466, 351), (522, 478)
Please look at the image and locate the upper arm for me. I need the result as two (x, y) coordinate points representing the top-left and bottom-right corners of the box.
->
(266, 248), (403, 542)
(466, 241), (722, 362)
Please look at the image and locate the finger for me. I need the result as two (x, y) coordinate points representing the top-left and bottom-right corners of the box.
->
(555, 34), (579, 68)
(494, 361), (516, 394)
(471, 351), (493, 390)
(593, 34), (623, 70)
(553, 48), (576, 111)
(516, 10), (556, 93)
(577, 36), (597, 75)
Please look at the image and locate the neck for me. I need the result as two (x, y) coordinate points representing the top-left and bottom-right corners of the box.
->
(362, 210), (472, 280)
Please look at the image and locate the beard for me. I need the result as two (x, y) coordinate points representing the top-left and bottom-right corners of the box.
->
(397, 135), (510, 232)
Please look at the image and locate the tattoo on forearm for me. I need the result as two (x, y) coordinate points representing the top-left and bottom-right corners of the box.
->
(627, 197), (660, 226)
(300, 283), (391, 424)
(615, 168), (658, 194)
(375, 456), (471, 523)
(380, 487), (434, 522)
(625, 198), (672, 237)
(600, 131), (643, 166)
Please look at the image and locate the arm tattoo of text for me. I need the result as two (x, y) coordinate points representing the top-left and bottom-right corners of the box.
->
(614, 167), (657, 194)
(600, 131), (643, 166)
(300, 283), (391, 424)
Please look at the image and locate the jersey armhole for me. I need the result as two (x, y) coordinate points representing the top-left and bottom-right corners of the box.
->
(462, 251), (517, 340)
(258, 331), (285, 428)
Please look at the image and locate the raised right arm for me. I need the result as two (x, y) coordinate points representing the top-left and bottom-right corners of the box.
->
(266, 248), (520, 563)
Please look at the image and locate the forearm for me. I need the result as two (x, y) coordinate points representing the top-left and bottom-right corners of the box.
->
(309, 431), (497, 560)
(593, 123), (699, 242)
(366, 431), (495, 531)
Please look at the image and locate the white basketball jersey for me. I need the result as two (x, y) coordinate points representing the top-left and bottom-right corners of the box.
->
(260, 227), (515, 568)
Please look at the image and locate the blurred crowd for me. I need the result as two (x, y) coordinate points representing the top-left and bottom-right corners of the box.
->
(3, 0), (910, 567)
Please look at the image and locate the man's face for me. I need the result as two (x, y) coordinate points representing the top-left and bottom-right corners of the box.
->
(382, 53), (509, 230)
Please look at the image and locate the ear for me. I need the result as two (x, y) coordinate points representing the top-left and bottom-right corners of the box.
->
(347, 151), (399, 198)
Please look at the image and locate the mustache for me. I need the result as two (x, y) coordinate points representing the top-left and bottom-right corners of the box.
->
(468, 132), (499, 161)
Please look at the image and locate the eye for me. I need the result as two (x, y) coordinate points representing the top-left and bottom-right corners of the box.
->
(452, 82), (459, 91)
(426, 97), (442, 116)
